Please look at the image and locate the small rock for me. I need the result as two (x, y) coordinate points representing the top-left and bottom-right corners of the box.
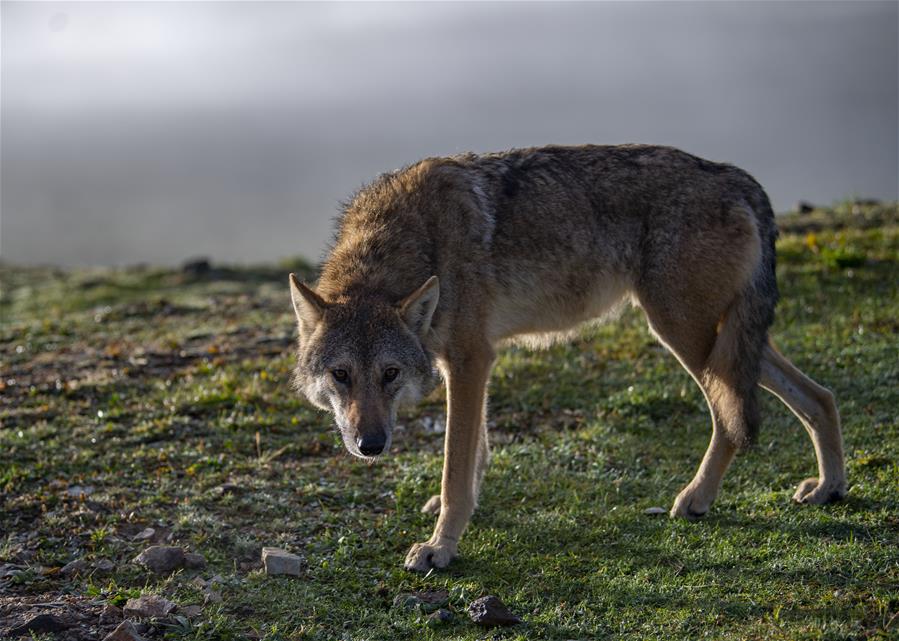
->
(132, 527), (156, 542)
(204, 589), (223, 605)
(99, 604), (123, 624)
(0, 563), (24, 578)
(426, 608), (453, 627)
(149, 526), (173, 544)
(123, 594), (176, 619)
(261, 547), (302, 576)
(95, 558), (115, 573)
(217, 483), (243, 496)
(238, 559), (261, 572)
(643, 506), (667, 515)
(178, 604), (203, 618)
(417, 589), (449, 606)
(420, 415), (446, 434)
(133, 546), (186, 574)
(66, 484), (95, 498)
(182, 257), (212, 278)
(467, 595), (522, 627)
(393, 593), (424, 610)
(9, 613), (69, 635)
(60, 558), (87, 576)
(103, 620), (145, 641)
(184, 552), (207, 569)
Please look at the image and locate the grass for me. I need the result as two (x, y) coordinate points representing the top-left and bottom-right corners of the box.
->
(1, 201), (897, 640)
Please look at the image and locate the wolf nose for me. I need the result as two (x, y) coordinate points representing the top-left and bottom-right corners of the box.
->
(356, 433), (386, 456)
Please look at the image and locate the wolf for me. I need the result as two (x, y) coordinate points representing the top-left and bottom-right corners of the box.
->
(288, 144), (847, 572)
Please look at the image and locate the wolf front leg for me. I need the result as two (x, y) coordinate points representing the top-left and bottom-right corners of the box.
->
(404, 347), (494, 572)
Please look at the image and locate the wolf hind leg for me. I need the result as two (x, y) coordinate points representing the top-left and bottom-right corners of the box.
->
(759, 340), (846, 503)
(641, 282), (769, 518)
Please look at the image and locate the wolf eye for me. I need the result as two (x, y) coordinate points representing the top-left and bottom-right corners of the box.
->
(332, 369), (349, 384)
(383, 367), (399, 383)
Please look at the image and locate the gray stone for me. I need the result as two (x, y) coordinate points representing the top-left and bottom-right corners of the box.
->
(426, 608), (453, 627)
(184, 552), (207, 569)
(95, 557), (115, 572)
(66, 484), (95, 498)
(132, 546), (203, 574)
(261, 547), (302, 576)
(0, 563), (25, 579)
(102, 620), (145, 641)
(182, 257), (212, 278)
(178, 604), (204, 618)
(217, 483), (243, 496)
(60, 558), (87, 576)
(467, 595), (522, 627)
(393, 589), (449, 613)
(99, 603), (123, 624)
(132, 527), (156, 541)
(643, 506), (667, 515)
(204, 589), (223, 605)
(9, 614), (69, 635)
(122, 594), (176, 619)
(133, 546), (186, 574)
(393, 593), (424, 610)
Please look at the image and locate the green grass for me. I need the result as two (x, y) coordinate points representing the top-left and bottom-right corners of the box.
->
(1, 202), (897, 640)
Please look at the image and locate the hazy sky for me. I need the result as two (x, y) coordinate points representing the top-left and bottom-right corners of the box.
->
(2, 1), (897, 267)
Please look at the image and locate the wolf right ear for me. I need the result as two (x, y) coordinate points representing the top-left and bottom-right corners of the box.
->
(289, 273), (327, 334)
(399, 275), (439, 340)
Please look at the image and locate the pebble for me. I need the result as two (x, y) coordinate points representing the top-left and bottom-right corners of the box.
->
(643, 506), (668, 515)
(99, 603), (123, 624)
(179, 604), (204, 618)
(204, 589), (223, 605)
(103, 620), (146, 641)
(426, 608), (453, 627)
(217, 483), (243, 496)
(95, 558), (115, 573)
(9, 614), (69, 635)
(393, 589), (449, 613)
(60, 558), (87, 576)
(133, 546), (205, 574)
(66, 485), (95, 498)
(123, 594), (176, 619)
(393, 593), (424, 610)
(467, 595), (522, 627)
(184, 552), (207, 569)
(0, 563), (24, 579)
(261, 547), (302, 576)
(132, 528), (156, 542)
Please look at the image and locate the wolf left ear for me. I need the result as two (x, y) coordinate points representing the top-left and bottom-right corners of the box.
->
(399, 275), (439, 340)
(289, 273), (327, 334)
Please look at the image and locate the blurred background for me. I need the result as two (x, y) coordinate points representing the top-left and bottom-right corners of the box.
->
(2, 1), (897, 267)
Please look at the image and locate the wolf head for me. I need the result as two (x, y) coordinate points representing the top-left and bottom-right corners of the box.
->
(289, 274), (441, 459)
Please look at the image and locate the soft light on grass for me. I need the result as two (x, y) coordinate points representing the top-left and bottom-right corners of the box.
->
(0, 202), (896, 639)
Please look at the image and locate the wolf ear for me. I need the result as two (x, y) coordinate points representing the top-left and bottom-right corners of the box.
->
(399, 275), (439, 339)
(289, 273), (327, 334)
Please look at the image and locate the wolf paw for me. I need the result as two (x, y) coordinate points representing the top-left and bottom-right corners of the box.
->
(420, 495), (441, 516)
(669, 485), (714, 520)
(404, 538), (457, 572)
(793, 477), (847, 504)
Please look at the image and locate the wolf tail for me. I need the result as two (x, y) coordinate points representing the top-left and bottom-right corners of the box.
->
(702, 193), (779, 448)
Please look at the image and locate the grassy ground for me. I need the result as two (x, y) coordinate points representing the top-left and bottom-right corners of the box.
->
(1, 202), (897, 640)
